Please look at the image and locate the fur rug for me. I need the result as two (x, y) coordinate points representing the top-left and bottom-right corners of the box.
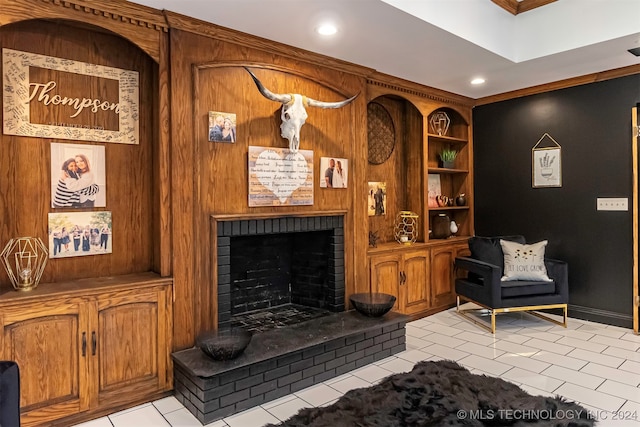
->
(268, 360), (595, 426)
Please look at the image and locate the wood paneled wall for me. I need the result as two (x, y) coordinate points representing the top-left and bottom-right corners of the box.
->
(0, 18), (160, 287)
(0, 0), (474, 351)
(166, 27), (370, 347)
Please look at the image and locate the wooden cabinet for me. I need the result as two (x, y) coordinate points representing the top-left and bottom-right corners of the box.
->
(430, 243), (471, 309)
(0, 273), (172, 427)
(369, 248), (430, 316)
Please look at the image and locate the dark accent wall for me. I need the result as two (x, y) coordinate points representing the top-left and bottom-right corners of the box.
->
(473, 74), (640, 327)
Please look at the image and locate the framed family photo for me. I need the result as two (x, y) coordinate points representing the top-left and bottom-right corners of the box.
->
(48, 211), (112, 258)
(50, 143), (106, 208)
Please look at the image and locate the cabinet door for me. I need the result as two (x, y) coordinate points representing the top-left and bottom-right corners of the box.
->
(402, 250), (430, 315)
(369, 254), (401, 311)
(92, 285), (172, 407)
(430, 246), (457, 308)
(0, 298), (90, 427)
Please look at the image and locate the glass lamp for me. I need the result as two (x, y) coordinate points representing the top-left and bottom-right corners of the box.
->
(394, 211), (419, 245)
(1, 237), (48, 291)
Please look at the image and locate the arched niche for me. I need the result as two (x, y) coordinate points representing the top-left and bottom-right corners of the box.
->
(0, 0), (167, 62)
(0, 16), (167, 283)
(367, 94), (424, 244)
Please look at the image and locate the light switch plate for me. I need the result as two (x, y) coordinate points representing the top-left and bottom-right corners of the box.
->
(597, 198), (628, 211)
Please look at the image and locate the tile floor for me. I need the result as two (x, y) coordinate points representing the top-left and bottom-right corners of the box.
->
(73, 306), (640, 426)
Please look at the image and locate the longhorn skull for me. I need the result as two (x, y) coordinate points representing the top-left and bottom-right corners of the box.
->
(244, 67), (358, 152)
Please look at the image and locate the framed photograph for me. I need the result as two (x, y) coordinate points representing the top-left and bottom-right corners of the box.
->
(208, 111), (237, 143)
(3, 48), (139, 144)
(48, 211), (112, 258)
(532, 133), (562, 188)
(51, 143), (106, 208)
(368, 181), (387, 216)
(428, 174), (441, 207)
(320, 157), (348, 188)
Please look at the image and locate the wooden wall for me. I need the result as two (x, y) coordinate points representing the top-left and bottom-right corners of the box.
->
(0, 18), (161, 287)
(165, 18), (371, 348)
(0, 0), (475, 352)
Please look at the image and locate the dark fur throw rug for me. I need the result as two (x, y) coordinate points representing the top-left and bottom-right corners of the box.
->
(267, 360), (595, 427)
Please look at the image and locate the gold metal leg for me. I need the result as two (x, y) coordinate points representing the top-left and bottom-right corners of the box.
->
(455, 295), (568, 334)
(491, 311), (496, 334)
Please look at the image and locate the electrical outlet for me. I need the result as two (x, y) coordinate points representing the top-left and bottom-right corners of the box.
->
(596, 198), (628, 211)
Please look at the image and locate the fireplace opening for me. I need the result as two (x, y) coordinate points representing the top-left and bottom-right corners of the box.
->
(216, 215), (345, 332)
(229, 231), (332, 332)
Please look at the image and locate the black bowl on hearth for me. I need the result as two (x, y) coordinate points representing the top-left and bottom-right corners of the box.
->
(197, 328), (253, 361)
(350, 292), (396, 317)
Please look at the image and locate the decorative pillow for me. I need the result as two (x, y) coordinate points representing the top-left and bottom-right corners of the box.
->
(468, 235), (526, 272)
(500, 239), (552, 282)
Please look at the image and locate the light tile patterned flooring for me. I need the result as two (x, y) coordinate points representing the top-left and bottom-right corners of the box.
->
(73, 306), (640, 426)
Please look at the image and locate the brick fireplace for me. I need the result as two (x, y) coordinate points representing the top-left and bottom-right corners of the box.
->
(171, 213), (408, 424)
(215, 214), (345, 331)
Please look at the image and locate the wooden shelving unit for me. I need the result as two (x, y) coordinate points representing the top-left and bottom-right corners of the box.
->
(365, 84), (474, 318)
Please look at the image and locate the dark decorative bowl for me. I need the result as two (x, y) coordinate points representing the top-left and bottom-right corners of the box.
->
(197, 328), (253, 360)
(350, 292), (396, 317)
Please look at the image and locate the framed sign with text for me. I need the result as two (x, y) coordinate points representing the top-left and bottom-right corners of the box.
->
(3, 48), (139, 144)
(248, 146), (313, 207)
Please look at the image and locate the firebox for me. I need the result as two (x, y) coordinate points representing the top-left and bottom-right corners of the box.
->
(215, 215), (345, 331)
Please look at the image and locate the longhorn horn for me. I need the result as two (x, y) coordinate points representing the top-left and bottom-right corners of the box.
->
(306, 92), (359, 109)
(244, 67), (292, 104)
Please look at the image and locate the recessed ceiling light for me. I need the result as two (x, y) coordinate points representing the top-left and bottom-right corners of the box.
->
(471, 78), (486, 85)
(317, 23), (338, 36)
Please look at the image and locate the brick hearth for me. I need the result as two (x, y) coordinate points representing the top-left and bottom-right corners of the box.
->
(172, 311), (408, 424)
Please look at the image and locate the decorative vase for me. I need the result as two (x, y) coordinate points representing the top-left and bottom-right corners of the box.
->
(436, 195), (449, 207)
(455, 194), (466, 206)
(432, 214), (451, 239)
(450, 221), (458, 235)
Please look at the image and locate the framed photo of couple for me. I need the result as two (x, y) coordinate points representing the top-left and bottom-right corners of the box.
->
(319, 157), (348, 188)
(50, 142), (106, 208)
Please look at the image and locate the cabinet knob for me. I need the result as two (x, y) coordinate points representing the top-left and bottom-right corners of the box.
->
(81, 332), (87, 357)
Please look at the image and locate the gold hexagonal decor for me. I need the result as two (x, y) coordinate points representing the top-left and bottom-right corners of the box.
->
(394, 211), (419, 245)
(1, 237), (48, 291)
(429, 111), (450, 136)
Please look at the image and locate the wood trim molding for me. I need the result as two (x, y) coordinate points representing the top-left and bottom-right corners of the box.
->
(163, 10), (373, 79)
(367, 71), (474, 108)
(475, 64), (640, 105)
(0, 0), (168, 62)
(491, 0), (557, 15)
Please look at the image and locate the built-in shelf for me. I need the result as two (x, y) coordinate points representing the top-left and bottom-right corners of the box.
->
(429, 206), (469, 211)
(367, 236), (471, 255)
(427, 134), (468, 144)
(428, 167), (469, 174)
